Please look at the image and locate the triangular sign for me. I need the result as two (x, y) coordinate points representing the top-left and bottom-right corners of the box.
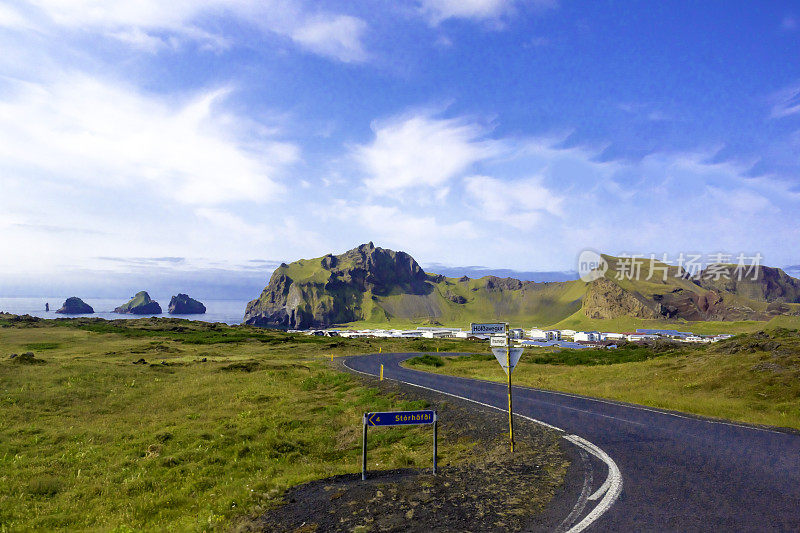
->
(492, 347), (524, 375)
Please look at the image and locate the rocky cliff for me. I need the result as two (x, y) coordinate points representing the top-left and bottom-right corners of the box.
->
(244, 243), (432, 328)
(581, 278), (660, 319)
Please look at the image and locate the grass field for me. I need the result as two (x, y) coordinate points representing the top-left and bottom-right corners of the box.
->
(403, 328), (800, 431)
(0, 317), (485, 531)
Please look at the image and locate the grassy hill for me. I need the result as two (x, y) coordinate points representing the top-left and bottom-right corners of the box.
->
(243, 244), (800, 332)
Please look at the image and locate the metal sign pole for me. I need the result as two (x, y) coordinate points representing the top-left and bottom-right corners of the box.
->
(362, 414), (368, 480)
(506, 323), (514, 453)
(433, 412), (438, 475)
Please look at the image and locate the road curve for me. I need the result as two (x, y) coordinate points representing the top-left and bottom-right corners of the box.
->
(344, 353), (800, 532)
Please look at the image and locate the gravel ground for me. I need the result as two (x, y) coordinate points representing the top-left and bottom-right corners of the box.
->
(244, 367), (584, 532)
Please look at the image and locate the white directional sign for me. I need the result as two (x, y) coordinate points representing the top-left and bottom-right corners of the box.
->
(490, 335), (508, 347)
(492, 347), (524, 375)
(471, 323), (506, 335)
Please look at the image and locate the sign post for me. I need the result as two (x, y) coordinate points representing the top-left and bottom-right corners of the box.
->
(362, 410), (437, 480)
(506, 324), (513, 452)
(487, 324), (524, 453)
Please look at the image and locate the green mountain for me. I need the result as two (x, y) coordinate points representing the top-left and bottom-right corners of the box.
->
(243, 244), (800, 329)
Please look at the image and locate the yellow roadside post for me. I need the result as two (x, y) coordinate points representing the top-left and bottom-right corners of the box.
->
(330, 354), (333, 362)
(380, 364), (384, 381)
(379, 347), (382, 353)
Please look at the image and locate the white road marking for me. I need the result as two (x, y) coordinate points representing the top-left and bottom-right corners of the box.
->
(556, 449), (593, 533)
(342, 356), (624, 532)
(563, 435), (623, 533)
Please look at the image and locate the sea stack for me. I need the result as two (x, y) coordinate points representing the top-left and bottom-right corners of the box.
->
(56, 297), (94, 314)
(114, 291), (162, 315)
(168, 294), (206, 314)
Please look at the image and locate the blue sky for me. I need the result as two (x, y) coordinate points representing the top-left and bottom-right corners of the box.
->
(1, 0), (800, 295)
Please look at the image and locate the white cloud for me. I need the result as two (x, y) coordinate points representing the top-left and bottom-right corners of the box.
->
(355, 112), (502, 194)
(464, 174), (563, 229)
(9, 0), (369, 62)
(106, 27), (176, 53)
(320, 200), (478, 261)
(0, 3), (32, 28)
(418, 0), (556, 25)
(706, 187), (771, 214)
(769, 82), (800, 118)
(0, 72), (298, 205)
(291, 15), (368, 63)
(195, 207), (263, 237)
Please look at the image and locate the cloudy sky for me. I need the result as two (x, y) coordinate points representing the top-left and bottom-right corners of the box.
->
(2, 0), (800, 295)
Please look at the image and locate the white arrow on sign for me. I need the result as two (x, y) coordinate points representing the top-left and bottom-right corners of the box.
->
(492, 347), (524, 375)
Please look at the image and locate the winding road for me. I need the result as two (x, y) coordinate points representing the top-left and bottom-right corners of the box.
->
(344, 353), (800, 532)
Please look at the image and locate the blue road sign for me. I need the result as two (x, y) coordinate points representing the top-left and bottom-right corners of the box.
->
(365, 410), (435, 427)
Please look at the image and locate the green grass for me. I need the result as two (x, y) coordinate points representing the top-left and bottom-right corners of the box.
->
(406, 354), (445, 367)
(525, 343), (676, 366)
(402, 329), (800, 431)
(0, 318), (484, 531)
(23, 342), (61, 350)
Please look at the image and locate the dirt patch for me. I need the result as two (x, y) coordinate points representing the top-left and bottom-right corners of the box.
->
(244, 368), (574, 532)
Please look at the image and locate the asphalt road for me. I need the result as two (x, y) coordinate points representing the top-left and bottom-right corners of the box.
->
(344, 353), (800, 532)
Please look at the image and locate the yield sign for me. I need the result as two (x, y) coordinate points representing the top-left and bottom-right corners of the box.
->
(492, 347), (523, 375)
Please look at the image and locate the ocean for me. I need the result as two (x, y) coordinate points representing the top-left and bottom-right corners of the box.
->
(0, 297), (250, 325)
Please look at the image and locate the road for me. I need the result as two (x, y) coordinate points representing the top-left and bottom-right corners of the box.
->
(344, 353), (800, 532)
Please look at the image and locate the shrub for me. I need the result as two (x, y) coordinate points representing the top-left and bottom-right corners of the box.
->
(407, 355), (444, 367)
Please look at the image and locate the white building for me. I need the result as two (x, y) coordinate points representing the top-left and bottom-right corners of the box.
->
(604, 332), (626, 340)
(421, 330), (456, 339)
(574, 331), (602, 342)
(626, 334), (659, 342)
(510, 328), (525, 339)
(710, 334), (734, 342)
(559, 329), (576, 339)
(530, 329), (561, 341)
(339, 331), (371, 338)
(684, 335), (710, 343)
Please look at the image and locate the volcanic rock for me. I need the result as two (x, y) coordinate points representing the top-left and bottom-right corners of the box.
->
(168, 294), (206, 314)
(56, 297), (94, 314)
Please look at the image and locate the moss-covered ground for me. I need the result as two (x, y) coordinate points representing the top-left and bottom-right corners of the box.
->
(0, 316), (488, 531)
